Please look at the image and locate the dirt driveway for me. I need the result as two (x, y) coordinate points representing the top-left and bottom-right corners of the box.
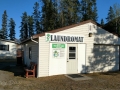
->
(0, 64), (120, 90)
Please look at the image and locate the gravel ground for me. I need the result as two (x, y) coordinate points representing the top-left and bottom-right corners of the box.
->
(0, 65), (120, 90)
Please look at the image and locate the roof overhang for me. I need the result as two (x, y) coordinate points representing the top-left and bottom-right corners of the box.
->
(21, 20), (99, 43)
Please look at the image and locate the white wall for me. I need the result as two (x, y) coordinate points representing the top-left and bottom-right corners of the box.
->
(38, 36), (49, 77)
(49, 43), (67, 76)
(86, 24), (120, 73)
(89, 45), (119, 72)
(54, 23), (94, 74)
(23, 40), (38, 66)
(0, 40), (16, 60)
(78, 44), (86, 73)
(38, 23), (95, 77)
(35, 21), (120, 77)
(93, 27), (120, 44)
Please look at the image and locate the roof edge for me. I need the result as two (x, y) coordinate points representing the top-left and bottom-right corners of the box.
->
(33, 20), (98, 39)
(0, 39), (16, 43)
(21, 20), (99, 43)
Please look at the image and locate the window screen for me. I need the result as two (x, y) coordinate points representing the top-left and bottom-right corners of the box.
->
(0, 45), (9, 51)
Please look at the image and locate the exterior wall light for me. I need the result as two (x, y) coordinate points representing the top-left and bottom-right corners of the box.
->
(89, 33), (92, 37)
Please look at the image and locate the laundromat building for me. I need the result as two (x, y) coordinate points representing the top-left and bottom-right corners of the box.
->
(22, 20), (120, 77)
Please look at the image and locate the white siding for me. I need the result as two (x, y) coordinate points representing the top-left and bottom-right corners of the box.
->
(38, 36), (49, 77)
(93, 27), (120, 44)
(28, 21), (120, 77)
(0, 41), (16, 61)
(87, 24), (120, 73)
(49, 43), (67, 76)
(23, 40), (38, 66)
(54, 24), (94, 73)
(78, 44), (86, 73)
(90, 45), (119, 72)
(38, 23), (94, 77)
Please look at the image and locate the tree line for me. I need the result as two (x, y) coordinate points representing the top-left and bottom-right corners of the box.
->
(0, 0), (98, 41)
(0, 0), (120, 41)
(0, 10), (15, 40)
(19, 0), (98, 41)
(102, 3), (120, 36)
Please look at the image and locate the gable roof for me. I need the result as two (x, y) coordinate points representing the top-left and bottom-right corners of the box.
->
(21, 20), (100, 43)
(33, 20), (99, 39)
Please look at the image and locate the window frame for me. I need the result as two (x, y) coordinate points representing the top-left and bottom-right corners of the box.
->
(29, 47), (32, 60)
(69, 46), (76, 59)
(0, 44), (9, 51)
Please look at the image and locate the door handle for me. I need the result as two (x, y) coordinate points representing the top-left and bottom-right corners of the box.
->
(67, 61), (69, 62)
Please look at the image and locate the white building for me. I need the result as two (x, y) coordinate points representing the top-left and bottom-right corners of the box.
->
(0, 39), (17, 61)
(22, 20), (120, 78)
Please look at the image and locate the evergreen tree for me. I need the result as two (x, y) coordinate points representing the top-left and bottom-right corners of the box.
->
(59, 0), (72, 26)
(8, 18), (16, 40)
(105, 4), (120, 35)
(41, 0), (57, 31)
(113, 3), (120, 34)
(19, 22), (24, 41)
(51, 0), (59, 29)
(106, 6), (115, 22)
(92, 0), (98, 21)
(58, 0), (66, 27)
(100, 19), (104, 26)
(80, 0), (98, 21)
(33, 2), (41, 34)
(36, 21), (41, 34)
(40, 0), (81, 31)
(28, 16), (34, 37)
(80, 0), (88, 21)
(19, 12), (28, 41)
(113, 3), (120, 19)
(58, 0), (80, 27)
(72, 0), (81, 23)
(1, 10), (8, 39)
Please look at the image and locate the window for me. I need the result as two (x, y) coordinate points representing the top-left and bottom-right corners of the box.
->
(29, 47), (32, 59)
(69, 47), (76, 59)
(0, 45), (9, 51)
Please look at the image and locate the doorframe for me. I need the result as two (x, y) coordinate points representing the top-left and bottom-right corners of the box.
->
(78, 43), (86, 73)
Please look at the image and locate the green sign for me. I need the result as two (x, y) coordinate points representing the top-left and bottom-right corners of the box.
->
(52, 44), (65, 48)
